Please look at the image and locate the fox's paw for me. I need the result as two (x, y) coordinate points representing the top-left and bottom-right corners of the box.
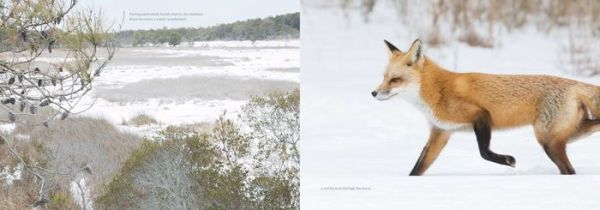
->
(503, 155), (516, 168)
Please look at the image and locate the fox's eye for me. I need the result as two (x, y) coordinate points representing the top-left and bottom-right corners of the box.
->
(390, 77), (402, 83)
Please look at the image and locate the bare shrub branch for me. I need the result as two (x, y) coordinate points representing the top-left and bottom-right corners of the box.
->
(0, 0), (117, 126)
(0, 0), (118, 206)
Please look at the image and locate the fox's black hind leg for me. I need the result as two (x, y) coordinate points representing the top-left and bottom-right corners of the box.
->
(473, 111), (516, 167)
(542, 141), (575, 174)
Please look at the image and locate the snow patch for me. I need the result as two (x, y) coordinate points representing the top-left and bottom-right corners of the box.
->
(1, 163), (23, 185)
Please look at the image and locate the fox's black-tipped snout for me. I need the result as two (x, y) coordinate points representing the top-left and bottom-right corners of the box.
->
(371, 91), (377, 97)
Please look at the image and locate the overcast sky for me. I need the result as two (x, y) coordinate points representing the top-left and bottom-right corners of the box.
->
(79, 0), (299, 30)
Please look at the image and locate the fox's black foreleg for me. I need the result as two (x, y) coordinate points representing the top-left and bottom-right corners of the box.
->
(409, 128), (451, 176)
(473, 111), (516, 167)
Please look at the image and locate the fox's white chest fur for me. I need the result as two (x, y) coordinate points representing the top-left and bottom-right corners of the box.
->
(394, 83), (467, 131)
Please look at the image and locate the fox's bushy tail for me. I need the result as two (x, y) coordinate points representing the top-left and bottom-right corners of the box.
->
(580, 86), (600, 119)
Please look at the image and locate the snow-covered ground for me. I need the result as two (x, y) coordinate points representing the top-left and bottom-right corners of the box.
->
(301, 3), (600, 210)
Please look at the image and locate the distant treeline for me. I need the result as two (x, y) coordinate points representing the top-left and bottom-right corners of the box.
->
(118, 12), (299, 46)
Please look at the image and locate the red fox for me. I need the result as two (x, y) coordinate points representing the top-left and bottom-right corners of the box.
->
(372, 39), (600, 175)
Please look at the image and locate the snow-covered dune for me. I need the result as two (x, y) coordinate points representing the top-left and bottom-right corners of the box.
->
(300, 3), (600, 210)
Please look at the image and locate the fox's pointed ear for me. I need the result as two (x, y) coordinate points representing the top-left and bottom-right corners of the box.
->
(384, 40), (400, 56)
(406, 39), (423, 66)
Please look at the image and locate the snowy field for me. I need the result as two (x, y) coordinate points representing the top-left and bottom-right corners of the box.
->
(300, 2), (600, 210)
(71, 39), (298, 134)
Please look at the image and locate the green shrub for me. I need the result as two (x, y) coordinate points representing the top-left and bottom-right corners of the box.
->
(99, 89), (300, 209)
(97, 132), (198, 209)
(241, 89), (300, 209)
(48, 193), (78, 210)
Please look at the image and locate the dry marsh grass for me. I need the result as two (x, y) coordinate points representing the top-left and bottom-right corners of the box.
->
(1, 117), (143, 208)
(122, 114), (159, 127)
(346, 0), (600, 49)
(458, 29), (493, 48)
(168, 122), (213, 134)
